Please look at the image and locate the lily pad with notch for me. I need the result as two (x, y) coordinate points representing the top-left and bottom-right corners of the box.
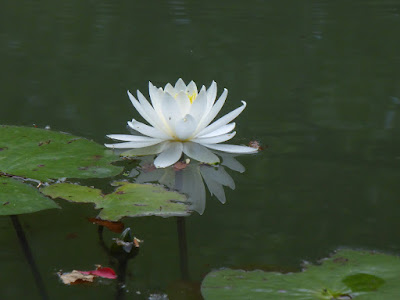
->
(201, 249), (400, 299)
(0, 177), (59, 215)
(0, 125), (123, 182)
(41, 181), (190, 221)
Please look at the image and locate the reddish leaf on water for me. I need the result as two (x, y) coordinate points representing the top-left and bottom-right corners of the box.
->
(81, 266), (117, 279)
(59, 266), (117, 285)
(248, 140), (264, 150)
(58, 270), (95, 285)
(88, 217), (124, 233)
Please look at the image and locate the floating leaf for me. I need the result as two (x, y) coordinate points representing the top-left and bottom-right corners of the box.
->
(0, 177), (59, 216)
(58, 266), (116, 285)
(0, 125), (123, 181)
(88, 217), (125, 233)
(58, 270), (95, 285)
(201, 249), (400, 299)
(41, 181), (189, 221)
(81, 266), (117, 279)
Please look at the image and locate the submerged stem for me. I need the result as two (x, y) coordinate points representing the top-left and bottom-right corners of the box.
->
(177, 216), (189, 280)
(11, 215), (49, 300)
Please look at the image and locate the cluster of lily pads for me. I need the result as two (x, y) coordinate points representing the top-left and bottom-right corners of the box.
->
(2, 125), (400, 299)
(0, 125), (190, 219)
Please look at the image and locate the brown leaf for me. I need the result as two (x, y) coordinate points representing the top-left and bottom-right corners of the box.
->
(248, 140), (264, 150)
(133, 237), (142, 248)
(173, 161), (189, 171)
(58, 270), (95, 285)
(88, 218), (124, 233)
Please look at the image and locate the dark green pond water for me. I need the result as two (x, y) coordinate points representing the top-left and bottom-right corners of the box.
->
(1, 1), (400, 299)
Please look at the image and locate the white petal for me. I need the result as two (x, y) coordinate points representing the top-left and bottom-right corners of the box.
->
(121, 141), (168, 156)
(202, 143), (258, 153)
(128, 120), (169, 139)
(189, 88), (207, 123)
(148, 82), (164, 117)
(105, 139), (163, 149)
(164, 83), (175, 96)
(195, 88), (228, 134)
(107, 134), (162, 142)
(154, 142), (183, 168)
(175, 91), (191, 115)
(174, 78), (186, 91)
(160, 92), (183, 134)
(182, 142), (220, 164)
(206, 81), (217, 109)
(198, 101), (246, 137)
(193, 132), (236, 144)
(186, 81), (198, 96)
(198, 123), (235, 138)
(175, 114), (198, 140)
(136, 90), (169, 133)
(127, 90), (159, 129)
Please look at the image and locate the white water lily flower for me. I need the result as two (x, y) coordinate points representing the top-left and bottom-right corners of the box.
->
(105, 78), (257, 168)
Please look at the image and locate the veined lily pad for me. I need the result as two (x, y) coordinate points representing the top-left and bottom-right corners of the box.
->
(201, 249), (400, 299)
(0, 177), (59, 215)
(41, 181), (189, 221)
(0, 125), (122, 181)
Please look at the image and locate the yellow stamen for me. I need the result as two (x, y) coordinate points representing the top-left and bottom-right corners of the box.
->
(188, 91), (197, 104)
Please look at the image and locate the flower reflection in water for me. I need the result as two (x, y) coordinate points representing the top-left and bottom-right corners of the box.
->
(129, 152), (246, 215)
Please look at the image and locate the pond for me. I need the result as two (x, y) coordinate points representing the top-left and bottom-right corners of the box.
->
(1, 1), (400, 299)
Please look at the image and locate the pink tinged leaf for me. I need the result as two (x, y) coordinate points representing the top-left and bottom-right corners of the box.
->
(81, 267), (117, 279)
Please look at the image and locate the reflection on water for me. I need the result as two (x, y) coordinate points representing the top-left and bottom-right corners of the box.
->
(2, 0), (400, 298)
(129, 152), (246, 214)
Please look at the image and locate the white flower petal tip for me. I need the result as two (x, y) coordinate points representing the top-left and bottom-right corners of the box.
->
(107, 79), (258, 167)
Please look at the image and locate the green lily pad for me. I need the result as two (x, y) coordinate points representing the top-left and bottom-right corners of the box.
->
(201, 249), (400, 299)
(41, 181), (190, 221)
(0, 125), (122, 181)
(0, 177), (59, 215)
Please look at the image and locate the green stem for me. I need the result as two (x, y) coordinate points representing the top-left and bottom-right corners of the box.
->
(11, 215), (49, 300)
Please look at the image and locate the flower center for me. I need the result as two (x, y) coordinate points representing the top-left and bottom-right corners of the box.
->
(187, 91), (197, 104)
